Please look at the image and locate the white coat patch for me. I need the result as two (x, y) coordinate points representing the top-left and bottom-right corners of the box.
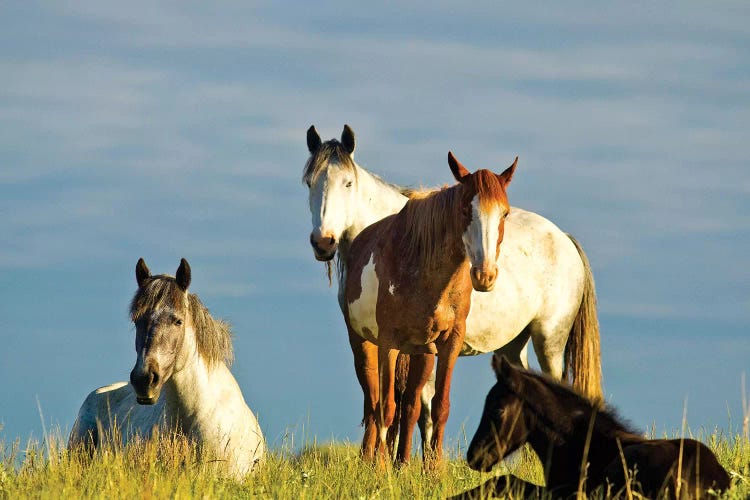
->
(348, 254), (380, 340)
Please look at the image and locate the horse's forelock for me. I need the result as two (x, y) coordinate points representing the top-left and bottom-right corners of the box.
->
(130, 275), (185, 322)
(302, 139), (356, 186)
(471, 169), (509, 211)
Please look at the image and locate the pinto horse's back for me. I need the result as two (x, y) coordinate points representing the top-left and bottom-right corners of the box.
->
(604, 438), (730, 498)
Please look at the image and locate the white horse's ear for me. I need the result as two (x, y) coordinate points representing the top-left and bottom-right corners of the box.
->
(448, 151), (470, 181)
(498, 156), (518, 188)
(307, 125), (322, 153)
(341, 124), (356, 155)
(136, 258), (151, 288)
(176, 258), (191, 291)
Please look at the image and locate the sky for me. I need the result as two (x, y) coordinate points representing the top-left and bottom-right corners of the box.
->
(1, 2), (748, 453)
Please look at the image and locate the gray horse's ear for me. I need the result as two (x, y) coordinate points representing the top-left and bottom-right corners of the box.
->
(448, 151), (470, 181)
(341, 124), (355, 155)
(307, 125), (322, 153)
(175, 258), (191, 291)
(497, 156), (518, 188)
(136, 258), (151, 288)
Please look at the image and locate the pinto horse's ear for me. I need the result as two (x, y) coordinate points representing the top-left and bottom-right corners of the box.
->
(448, 151), (470, 181)
(307, 125), (322, 153)
(175, 258), (191, 291)
(497, 156), (518, 188)
(341, 124), (356, 155)
(136, 258), (151, 288)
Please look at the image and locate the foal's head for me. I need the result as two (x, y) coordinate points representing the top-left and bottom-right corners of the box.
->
(449, 152), (517, 292)
(466, 356), (530, 471)
(303, 124), (358, 261)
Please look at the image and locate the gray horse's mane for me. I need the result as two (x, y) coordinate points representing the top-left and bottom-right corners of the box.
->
(130, 275), (234, 367)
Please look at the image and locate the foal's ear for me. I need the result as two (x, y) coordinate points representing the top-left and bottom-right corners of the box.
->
(492, 354), (517, 382)
(136, 258), (151, 288)
(175, 258), (191, 291)
(341, 124), (356, 155)
(307, 125), (322, 153)
(448, 151), (470, 181)
(497, 156), (518, 188)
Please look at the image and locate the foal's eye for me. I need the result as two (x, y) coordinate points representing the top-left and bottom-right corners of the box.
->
(174, 319), (183, 326)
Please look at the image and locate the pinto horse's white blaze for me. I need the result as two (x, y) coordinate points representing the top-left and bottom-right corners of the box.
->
(463, 196), (504, 291)
(347, 253), (380, 341)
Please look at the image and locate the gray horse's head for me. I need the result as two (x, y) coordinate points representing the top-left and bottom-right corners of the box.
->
(129, 258), (193, 405)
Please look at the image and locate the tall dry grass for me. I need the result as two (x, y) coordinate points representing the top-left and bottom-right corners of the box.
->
(0, 425), (747, 499)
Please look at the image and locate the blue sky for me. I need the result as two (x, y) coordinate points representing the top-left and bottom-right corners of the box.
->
(1, 2), (748, 451)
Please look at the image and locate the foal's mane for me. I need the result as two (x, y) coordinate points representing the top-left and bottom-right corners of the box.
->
(130, 275), (234, 367)
(508, 368), (636, 442)
(397, 170), (507, 271)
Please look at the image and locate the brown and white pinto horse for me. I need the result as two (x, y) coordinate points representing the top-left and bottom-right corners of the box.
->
(344, 152), (517, 463)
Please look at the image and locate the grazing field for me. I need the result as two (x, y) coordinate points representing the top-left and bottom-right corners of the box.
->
(0, 428), (747, 499)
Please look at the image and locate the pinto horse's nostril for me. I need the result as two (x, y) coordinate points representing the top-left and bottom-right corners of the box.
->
(329, 236), (336, 245)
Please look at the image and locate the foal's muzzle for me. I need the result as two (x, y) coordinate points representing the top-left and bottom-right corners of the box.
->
(470, 265), (498, 292)
(310, 232), (337, 261)
(466, 442), (499, 472)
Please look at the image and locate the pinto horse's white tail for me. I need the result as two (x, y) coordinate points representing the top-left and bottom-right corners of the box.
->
(564, 235), (603, 402)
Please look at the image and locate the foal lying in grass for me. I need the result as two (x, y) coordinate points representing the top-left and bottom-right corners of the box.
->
(453, 356), (729, 499)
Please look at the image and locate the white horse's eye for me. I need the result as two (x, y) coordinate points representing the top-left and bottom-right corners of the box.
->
(345, 181), (353, 188)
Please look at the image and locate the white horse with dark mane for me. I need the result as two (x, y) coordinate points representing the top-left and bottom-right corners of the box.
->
(303, 125), (602, 452)
(69, 258), (265, 477)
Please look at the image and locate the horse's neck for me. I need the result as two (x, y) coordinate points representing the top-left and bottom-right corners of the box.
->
(342, 164), (408, 255)
(162, 350), (243, 433)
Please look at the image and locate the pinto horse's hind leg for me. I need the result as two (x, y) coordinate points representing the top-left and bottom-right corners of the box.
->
(417, 367), (435, 450)
(396, 353), (435, 463)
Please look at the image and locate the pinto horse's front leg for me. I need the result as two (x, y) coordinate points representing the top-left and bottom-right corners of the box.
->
(429, 324), (466, 463)
(347, 327), (380, 460)
(376, 345), (400, 464)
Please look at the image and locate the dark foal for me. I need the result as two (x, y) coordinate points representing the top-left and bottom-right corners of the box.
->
(452, 357), (730, 499)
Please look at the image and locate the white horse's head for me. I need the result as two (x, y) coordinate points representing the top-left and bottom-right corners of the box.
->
(129, 258), (193, 405)
(303, 125), (358, 261)
(449, 152), (517, 292)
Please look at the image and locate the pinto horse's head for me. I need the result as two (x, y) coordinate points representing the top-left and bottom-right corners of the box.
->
(466, 355), (529, 471)
(129, 258), (192, 405)
(303, 124), (357, 261)
(449, 152), (517, 292)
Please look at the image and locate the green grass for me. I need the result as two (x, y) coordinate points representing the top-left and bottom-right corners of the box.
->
(0, 429), (747, 499)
